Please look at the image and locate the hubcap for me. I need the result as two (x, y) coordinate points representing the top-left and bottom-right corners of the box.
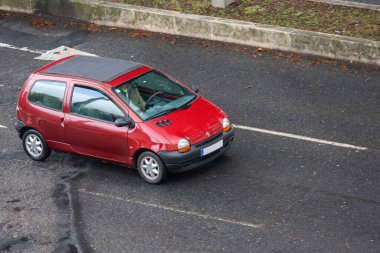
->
(140, 156), (159, 180)
(25, 134), (43, 158)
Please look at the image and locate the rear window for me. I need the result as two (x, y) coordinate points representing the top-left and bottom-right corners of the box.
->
(28, 80), (66, 111)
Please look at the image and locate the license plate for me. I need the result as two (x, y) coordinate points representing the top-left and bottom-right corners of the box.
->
(201, 140), (223, 157)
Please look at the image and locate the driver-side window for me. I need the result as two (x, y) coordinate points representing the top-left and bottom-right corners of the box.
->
(71, 86), (124, 123)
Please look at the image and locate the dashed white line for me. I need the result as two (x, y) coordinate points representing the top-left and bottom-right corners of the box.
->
(0, 42), (45, 54)
(78, 189), (263, 229)
(0, 125), (8, 129)
(233, 124), (368, 150)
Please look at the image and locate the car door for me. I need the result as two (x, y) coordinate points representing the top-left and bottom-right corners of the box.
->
(64, 83), (129, 163)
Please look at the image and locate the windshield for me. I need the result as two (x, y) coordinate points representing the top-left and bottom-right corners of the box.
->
(113, 71), (197, 121)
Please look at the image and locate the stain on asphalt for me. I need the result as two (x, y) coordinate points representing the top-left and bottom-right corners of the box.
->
(5, 198), (21, 203)
(52, 171), (92, 253)
(0, 236), (29, 252)
(0, 18), (90, 52)
(68, 155), (91, 168)
(0, 150), (26, 161)
(13, 206), (23, 212)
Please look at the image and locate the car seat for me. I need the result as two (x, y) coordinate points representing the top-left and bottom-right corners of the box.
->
(128, 85), (146, 111)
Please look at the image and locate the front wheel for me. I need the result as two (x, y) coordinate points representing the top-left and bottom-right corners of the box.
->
(137, 151), (167, 184)
(22, 129), (51, 161)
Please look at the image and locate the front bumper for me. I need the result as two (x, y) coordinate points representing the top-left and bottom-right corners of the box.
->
(158, 129), (234, 173)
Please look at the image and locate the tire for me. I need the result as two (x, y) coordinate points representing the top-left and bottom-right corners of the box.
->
(137, 151), (167, 184)
(22, 129), (51, 161)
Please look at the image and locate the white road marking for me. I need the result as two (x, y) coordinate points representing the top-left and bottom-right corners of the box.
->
(35, 46), (97, 61)
(0, 42), (97, 61)
(233, 124), (368, 150)
(0, 125), (8, 129)
(78, 189), (263, 229)
(0, 42), (45, 54)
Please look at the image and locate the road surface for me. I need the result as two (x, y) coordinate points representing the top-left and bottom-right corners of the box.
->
(0, 15), (379, 253)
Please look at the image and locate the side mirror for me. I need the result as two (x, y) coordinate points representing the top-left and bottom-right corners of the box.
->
(191, 85), (200, 93)
(115, 117), (134, 128)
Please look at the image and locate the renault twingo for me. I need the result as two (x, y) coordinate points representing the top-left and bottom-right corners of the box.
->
(15, 56), (234, 183)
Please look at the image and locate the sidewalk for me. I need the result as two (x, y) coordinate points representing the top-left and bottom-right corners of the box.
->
(0, 0), (379, 65)
(109, 0), (379, 40)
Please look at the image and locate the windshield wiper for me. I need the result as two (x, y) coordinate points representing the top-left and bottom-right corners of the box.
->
(145, 107), (179, 121)
(145, 101), (193, 121)
(179, 101), (191, 109)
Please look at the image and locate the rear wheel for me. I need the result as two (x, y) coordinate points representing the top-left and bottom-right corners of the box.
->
(22, 129), (51, 161)
(137, 151), (167, 184)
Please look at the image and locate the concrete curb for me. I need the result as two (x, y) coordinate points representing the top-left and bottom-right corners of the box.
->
(1, 0), (379, 65)
(308, 0), (380, 11)
(0, 0), (34, 13)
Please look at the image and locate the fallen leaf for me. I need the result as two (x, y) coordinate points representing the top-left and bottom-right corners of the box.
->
(87, 23), (101, 33)
(30, 17), (54, 28)
(170, 37), (178, 45)
(287, 54), (301, 63)
(129, 30), (153, 38)
(311, 58), (335, 66)
(340, 63), (349, 70)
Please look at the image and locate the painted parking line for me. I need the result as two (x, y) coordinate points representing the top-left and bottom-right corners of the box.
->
(35, 46), (97, 61)
(0, 42), (97, 61)
(0, 42), (45, 54)
(0, 125), (8, 129)
(233, 124), (368, 151)
(78, 189), (263, 229)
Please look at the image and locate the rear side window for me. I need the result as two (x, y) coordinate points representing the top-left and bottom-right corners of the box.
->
(28, 80), (66, 111)
(71, 86), (125, 123)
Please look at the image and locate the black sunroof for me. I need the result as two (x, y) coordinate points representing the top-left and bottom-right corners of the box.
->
(43, 56), (142, 82)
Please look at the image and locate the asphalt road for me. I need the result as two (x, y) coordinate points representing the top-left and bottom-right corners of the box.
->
(0, 15), (379, 253)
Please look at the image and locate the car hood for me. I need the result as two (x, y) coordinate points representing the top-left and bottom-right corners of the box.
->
(146, 97), (225, 146)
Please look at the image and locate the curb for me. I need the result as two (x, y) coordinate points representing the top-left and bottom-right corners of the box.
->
(1, 0), (379, 65)
(0, 0), (34, 13)
(308, 0), (380, 11)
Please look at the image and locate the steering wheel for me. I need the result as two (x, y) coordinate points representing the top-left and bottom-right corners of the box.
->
(145, 91), (163, 110)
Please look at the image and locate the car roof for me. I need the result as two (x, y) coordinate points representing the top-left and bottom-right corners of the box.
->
(39, 55), (143, 82)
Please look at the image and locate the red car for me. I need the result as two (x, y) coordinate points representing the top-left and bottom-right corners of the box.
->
(15, 56), (234, 183)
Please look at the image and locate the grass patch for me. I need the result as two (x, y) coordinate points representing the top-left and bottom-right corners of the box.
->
(109, 0), (380, 41)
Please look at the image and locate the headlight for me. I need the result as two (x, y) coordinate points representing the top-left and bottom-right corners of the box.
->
(223, 117), (231, 132)
(178, 138), (191, 153)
